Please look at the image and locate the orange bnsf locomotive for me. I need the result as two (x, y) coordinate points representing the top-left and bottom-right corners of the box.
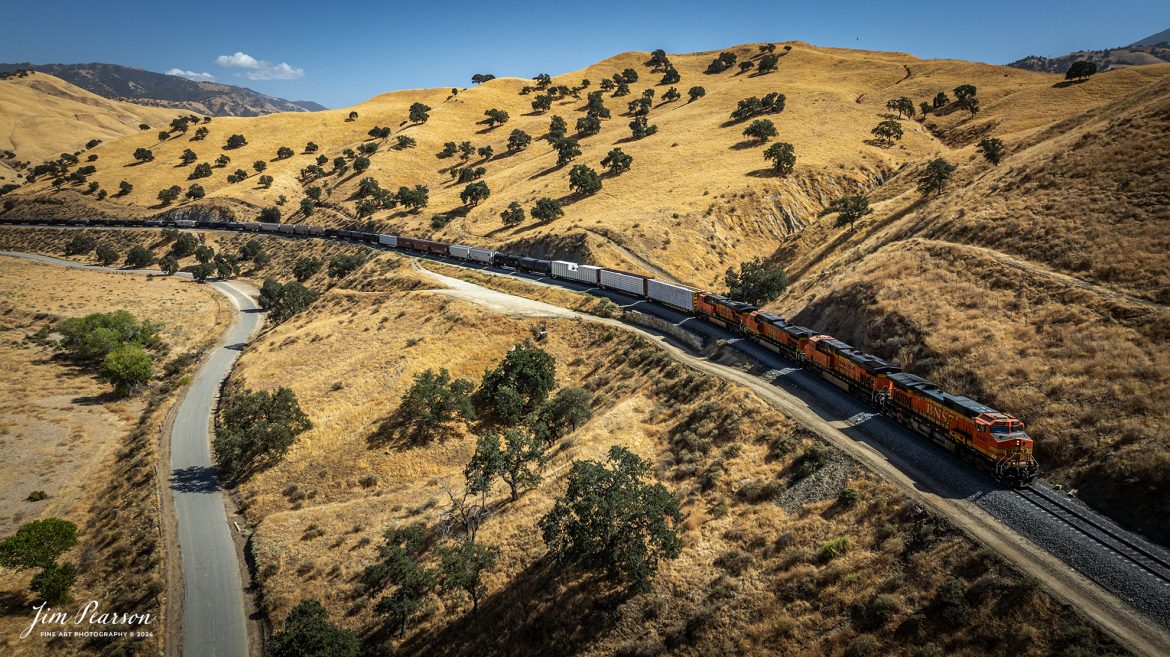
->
(693, 292), (1039, 487)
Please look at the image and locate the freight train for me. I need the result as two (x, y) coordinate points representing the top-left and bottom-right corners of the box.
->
(0, 216), (1040, 486)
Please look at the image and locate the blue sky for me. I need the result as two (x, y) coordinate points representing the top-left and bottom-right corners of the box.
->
(2, 0), (1166, 108)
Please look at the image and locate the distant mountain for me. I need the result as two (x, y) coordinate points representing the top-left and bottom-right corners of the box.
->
(1008, 29), (1170, 74)
(0, 62), (326, 117)
(1130, 28), (1170, 47)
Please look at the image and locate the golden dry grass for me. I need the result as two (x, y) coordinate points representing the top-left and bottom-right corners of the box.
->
(0, 255), (228, 657)
(12, 44), (1162, 286)
(225, 270), (1125, 657)
(0, 73), (176, 183)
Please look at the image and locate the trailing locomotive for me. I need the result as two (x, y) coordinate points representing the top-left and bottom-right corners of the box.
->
(0, 216), (1039, 486)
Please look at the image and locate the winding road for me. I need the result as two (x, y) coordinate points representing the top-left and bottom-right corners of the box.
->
(0, 251), (258, 657)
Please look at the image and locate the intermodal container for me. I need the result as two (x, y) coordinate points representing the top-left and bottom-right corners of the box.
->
(551, 260), (600, 285)
(646, 279), (697, 312)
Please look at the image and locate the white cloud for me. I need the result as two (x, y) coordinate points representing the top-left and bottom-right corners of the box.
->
(166, 68), (216, 82)
(213, 51), (304, 81)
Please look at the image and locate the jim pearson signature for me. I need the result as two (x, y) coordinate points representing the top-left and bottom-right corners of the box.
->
(21, 601), (153, 639)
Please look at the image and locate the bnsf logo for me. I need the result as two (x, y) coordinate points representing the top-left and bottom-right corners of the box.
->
(923, 400), (956, 427)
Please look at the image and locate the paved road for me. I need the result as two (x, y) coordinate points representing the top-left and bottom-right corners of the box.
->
(170, 280), (258, 657)
(0, 251), (258, 657)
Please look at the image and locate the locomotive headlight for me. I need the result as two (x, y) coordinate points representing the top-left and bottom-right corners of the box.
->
(1015, 439), (1021, 446)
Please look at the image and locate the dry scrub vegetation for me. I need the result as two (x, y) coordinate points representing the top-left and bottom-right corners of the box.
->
(224, 264), (1125, 657)
(0, 256), (228, 657)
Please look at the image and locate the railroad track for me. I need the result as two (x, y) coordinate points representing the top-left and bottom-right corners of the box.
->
(1015, 485), (1170, 587)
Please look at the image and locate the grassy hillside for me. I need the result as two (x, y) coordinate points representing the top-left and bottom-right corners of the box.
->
(0, 72), (177, 182)
(12, 42), (1144, 283)
(5, 43), (1169, 541)
(221, 254), (1125, 657)
(769, 66), (1170, 541)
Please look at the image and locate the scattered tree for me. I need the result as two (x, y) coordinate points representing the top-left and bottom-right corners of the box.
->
(439, 541), (497, 616)
(258, 174), (274, 188)
(480, 342), (556, 423)
(954, 84), (977, 100)
(258, 278), (318, 323)
(661, 87), (681, 103)
(124, 245), (155, 269)
(190, 162), (212, 179)
(409, 102), (431, 123)
(707, 51), (738, 73)
(353, 156), (371, 173)
(871, 119), (904, 146)
(466, 428), (546, 501)
(601, 147), (632, 173)
(399, 368), (475, 440)
(328, 253), (365, 278)
(553, 136), (580, 165)
(0, 518), (79, 603)
(293, 257), (323, 282)
(64, 234), (96, 256)
(214, 384), (311, 478)
(660, 67), (681, 85)
(346, 111), (359, 122)
(118, 180), (133, 196)
(739, 61), (755, 74)
(159, 255), (180, 275)
(268, 600), (361, 657)
(823, 194), (873, 230)
(576, 115), (602, 137)
(539, 446), (682, 592)
(1066, 60), (1097, 82)
(528, 387), (592, 444)
(299, 197), (315, 216)
(500, 201), (525, 226)
(757, 53), (779, 74)
(259, 206), (282, 223)
(100, 344), (153, 395)
(917, 157), (956, 195)
(743, 118), (778, 142)
(886, 97), (914, 119)
(477, 145), (493, 160)
(226, 134), (247, 149)
(629, 116), (658, 139)
(186, 184), (205, 200)
(725, 256), (788, 305)
(977, 136), (1005, 165)
(95, 244), (118, 266)
(180, 149), (198, 165)
(363, 523), (435, 638)
(133, 147), (154, 163)
(157, 185), (182, 205)
(531, 197), (563, 222)
(932, 91), (950, 109)
(460, 181), (490, 207)
(276, 146), (294, 159)
(484, 108), (509, 128)
(397, 184), (429, 211)
(547, 116), (568, 141)
(507, 129), (532, 151)
(688, 86), (706, 102)
(568, 164), (602, 195)
(763, 141), (796, 176)
(471, 73), (496, 84)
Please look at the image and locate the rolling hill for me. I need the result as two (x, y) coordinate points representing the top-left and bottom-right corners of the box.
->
(0, 62), (325, 116)
(4, 41), (1169, 540)
(0, 71), (178, 183)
